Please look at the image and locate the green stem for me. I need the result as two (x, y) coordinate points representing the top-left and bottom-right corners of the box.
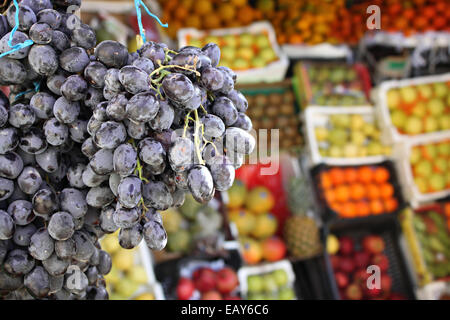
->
(149, 64), (200, 79)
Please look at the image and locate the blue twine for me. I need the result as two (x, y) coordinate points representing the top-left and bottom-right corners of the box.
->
(0, 0), (34, 59)
(14, 81), (40, 101)
(134, 0), (168, 44)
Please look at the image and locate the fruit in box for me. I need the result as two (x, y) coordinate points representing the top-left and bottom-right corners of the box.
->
(245, 186), (275, 215)
(387, 81), (450, 136)
(228, 208), (256, 236)
(283, 176), (322, 259)
(262, 237), (287, 262)
(241, 238), (263, 265)
(251, 213), (278, 239)
(316, 114), (391, 159)
(227, 180), (248, 209)
(246, 269), (295, 300)
(216, 267), (239, 294)
(317, 166), (399, 219)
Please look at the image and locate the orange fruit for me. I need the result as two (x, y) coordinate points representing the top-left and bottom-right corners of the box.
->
(324, 189), (336, 204)
(329, 168), (345, 186)
(355, 201), (371, 217)
(358, 166), (373, 184)
(203, 13), (221, 29)
(231, 0), (247, 7)
(380, 183), (394, 199)
(185, 15), (202, 29)
(374, 167), (390, 184)
(174, 6), (189, 21)
(344, 168), (358, 184)
(340, 202), (357, 218)
(194, 0), (213, 16)
(370, 199), (384, 215)
(218, 3), (236, 22)
(366, 184), (380, 200)
(320, 172), (333, 190)
(384, 198), (398, 212)
(237, 5), (255, 25)
(349, 183), (366, 200)
(335, 185), (350, 203)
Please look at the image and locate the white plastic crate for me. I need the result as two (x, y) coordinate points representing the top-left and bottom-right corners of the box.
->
(237, 260), (296, 299)
(392, 134), (450, 208)
(375, 73), (450, 145)
(177, 22), (288, 84)
(281, 43), (352, 60)
(303, 106), (390, 166)
(416, 281), (450, 300)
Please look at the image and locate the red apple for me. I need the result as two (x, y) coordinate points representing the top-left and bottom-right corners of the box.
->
(380, 274), (392, 294)
(339, 256), (355, 274)
(193, 268), (217, 293)
(339, 236), (354, 255)
(330, 255), (340, 271)
(334, 272), (349, 289)
(224, 295), (241, 300)
(261, 237), (286, 262)
(345, 283), (363, 300)
(371, 254), (389, 272)
(202, 290), (222, 300)
(176, 277), (195, 300)
(353, 269), (370, 285)
(353, 251), (370, 269)
(364, 286), (382, 299)
(362, 235), (385, 254)
(216, 267), (239, 294)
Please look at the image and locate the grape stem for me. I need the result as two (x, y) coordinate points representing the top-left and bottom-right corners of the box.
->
(193, 109), (205, 166)
(128, 138), (150, 214)
(149, 64), (201, 79)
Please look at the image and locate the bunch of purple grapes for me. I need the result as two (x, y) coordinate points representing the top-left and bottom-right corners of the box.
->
(0, 0), (254, 300)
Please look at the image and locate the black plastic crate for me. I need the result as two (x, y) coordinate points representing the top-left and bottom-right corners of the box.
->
(324, 216), (416, 300)
(310, 160), (406, 227)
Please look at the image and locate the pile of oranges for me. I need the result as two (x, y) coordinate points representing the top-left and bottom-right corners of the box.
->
(318, 166), (399, 219)
(160, 0), (262, 39)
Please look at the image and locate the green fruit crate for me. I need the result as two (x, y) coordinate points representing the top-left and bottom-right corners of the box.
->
(293, 61), (372, 110)
(401, 202), (450, 287)
(324, 216), (417, 300)
(374, 73), (450, 145)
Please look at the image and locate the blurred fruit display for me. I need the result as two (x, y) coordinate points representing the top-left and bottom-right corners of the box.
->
(238, 260), (296, 300)
(295, 62), (371, 109)
(305, 107), (392, 164)
(176, 263), (240, 300)
(312, 163), (403, 220)
(159, 0), (263, 39)
(378, 76), (450, 140)
(402, 204), (450, 284)
(226, 180), (286, 265)
(242, 81), (302, 150)
(283, 176), (322, 260)
(101, 232), (162, 300)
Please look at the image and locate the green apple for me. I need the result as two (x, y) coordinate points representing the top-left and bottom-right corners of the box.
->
(248, 275), (264, 293)
(272, 269), (288, 287)
(433, 82), (448, 98)
(221, 46), (236, 61)
(439, 115), (450, 130)
(414, 160), (433, 177)
(345, 69), (357, 82)
(330, 114), (351, 128)
(363, 123), (377, 137)
(424, 144), (437, 158)
(410, 147), (421, 165)
(350, 114), (365, 130)
(319, 148), (328, 157)
(367, 142), (383, 156)
(390, 110), (407, 129)
(434, 158), (447, 173)
(404, 116), (423, 135)
(437, 143), (450, 156)
(232, 58), (250, 70)
(239, 33), (254, 47)
(251, 57), (266, 68)
(358, 146), (368, 157)
(387, 89), (401, 109)
(429, 174), (446, 191)
(328, 128), (348, 147)
(259, 47), (277, 63)
(412, 101), (427, 117)
(344, 143), (359, 157)
(414, 176), (428, 193)
(255, 34), (271, 49)
(351, 131), (366, 146)
(236, 46), (254, 61)
(263, 274), (278, 293)
(400, 86), (418, 104)
(424, 117), (439, 132)
(328, 145), (342, 157)
(248, 293), (265, 300)
(315, 127), (329, 141)
(222, 34), (238, 47)
(278, 287), (295, 300)
(417, 84), (433, 100)
(427, 98), (445, 116)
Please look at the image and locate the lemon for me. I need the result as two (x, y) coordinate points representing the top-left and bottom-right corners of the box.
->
(326, 234), (339, 255)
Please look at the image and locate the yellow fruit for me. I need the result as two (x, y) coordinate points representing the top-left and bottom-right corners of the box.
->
(104, 266), (121, 286)
(135, 293), (155, 300)
(326, 234), (339, 255)
(241, 239), (263, 264)
(251, 213), (277, 239)
(218, 3), (236, 22)
(203, 13), (221, 29)
(194, 0), (213, 16)
(113, 250), (135, 271)
(184, 15), (201, 29)
(246, 187), (275, 214)
(227, 180), (247, 209)
(228, 208), (256, 236)
(162, 208), (183, 233)
(101, 233), (120, 254)
(127, 266), (148, 285)
(115, 278), (139, 298)
(231, 0), (247, 7)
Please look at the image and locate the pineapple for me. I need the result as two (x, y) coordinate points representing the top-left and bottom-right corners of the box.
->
(283, 176), (322, 259)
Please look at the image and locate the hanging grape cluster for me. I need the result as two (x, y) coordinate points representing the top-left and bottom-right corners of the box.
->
(0, 0), (254, 300)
